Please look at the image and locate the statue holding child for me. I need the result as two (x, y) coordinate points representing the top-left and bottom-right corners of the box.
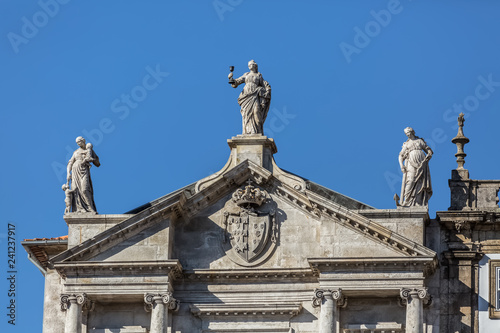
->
(64, 136), (100, 213)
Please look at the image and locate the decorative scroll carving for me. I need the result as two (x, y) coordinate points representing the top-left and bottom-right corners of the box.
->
(312, 289), (325, 308)
(60, 293), (88, 311)
(144, 292), (179, 312)
(312, 289), (347, 308)
(399, 288), (432, 306)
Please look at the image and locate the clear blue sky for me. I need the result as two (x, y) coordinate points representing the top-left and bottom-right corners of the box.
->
(1, 0), (500, 331)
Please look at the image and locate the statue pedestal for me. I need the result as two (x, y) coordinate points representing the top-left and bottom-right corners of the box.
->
(195, 134), (305, 193)
(63, 214), (133, 248)
(227, 135), (277, 172)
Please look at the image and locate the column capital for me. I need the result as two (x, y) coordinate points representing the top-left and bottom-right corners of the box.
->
(399, 288), (432, 306)
(60, 293), (88, 311)
(144, 292), (179, 312)
(312, 289), (347, 308)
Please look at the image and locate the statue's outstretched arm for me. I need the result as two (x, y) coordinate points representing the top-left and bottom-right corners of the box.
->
(231, 73), (246, 88)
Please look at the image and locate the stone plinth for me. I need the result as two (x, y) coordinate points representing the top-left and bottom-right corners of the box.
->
(356, 207), (429, 245)
(64, 214), (133, 248)
(227, 134), (277, 171)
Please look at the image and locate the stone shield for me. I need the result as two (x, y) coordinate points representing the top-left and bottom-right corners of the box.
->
(227, 210), (271, 263)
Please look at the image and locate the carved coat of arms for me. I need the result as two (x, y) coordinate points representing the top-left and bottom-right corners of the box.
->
(221, 182), (277, 266)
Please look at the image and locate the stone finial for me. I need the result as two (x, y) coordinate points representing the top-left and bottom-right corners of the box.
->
(451, 113), (470, 179)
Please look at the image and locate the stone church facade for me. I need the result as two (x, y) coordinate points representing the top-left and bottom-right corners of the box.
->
(22, 113), (500, 332)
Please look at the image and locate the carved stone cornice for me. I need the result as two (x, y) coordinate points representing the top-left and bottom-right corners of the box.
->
(183, 268), (316, 281)
(437, 211), (486, 238)
(443, 250), (484, 265)
(308, 257), (438, 278)
(54, 260), (183, 280)
(190, 303), (302, 318)
(144, 292), (179, 312)
(399, 288), (432, 307)
(60, 293), (89, 311)
(312, 289), (347, 308)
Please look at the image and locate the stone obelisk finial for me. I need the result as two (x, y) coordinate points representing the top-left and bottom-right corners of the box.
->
(451, 113), (469, 180)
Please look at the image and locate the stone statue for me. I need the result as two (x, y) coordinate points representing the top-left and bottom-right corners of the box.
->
(66, 136), (100, 213)
(229, 60), (271, 135)
(397, 127), (433, 207)
(61, 183), (76, 214)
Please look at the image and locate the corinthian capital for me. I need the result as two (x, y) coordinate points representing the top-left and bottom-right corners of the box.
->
(312, 289), (347, 308)
(144, 292), (179, 312)
(60, 293), (88, 311)
(399, 288), (432, 306)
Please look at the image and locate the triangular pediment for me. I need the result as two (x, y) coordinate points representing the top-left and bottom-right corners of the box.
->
(49, 159), (435, 276)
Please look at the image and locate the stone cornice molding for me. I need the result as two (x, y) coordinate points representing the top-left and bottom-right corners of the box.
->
(308, 257), (438, 277)
(438, 210), (500, 236)
(443, 250), (484, 265)
(63, 214), (133, 225)
(144, 292), (179, 312)
(355, 207), (430, 222)
(54, 260), (183, 279)
(312, 288), (347, 308)
(399, 288), (432, 307)
(190, 303), (302, 318)
(183, 267), (316, 281)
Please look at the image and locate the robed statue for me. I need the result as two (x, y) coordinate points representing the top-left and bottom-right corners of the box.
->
(228, 60), (271, 135)
(397, 127), (433, 207)
(65, 136), (100, 213)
